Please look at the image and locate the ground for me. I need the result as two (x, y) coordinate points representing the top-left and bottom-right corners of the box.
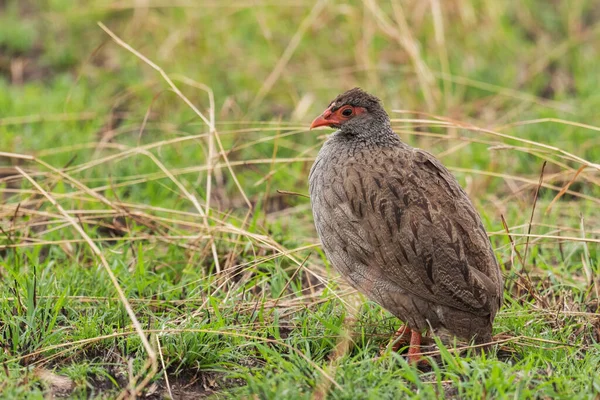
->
(0, 1), (599, 399)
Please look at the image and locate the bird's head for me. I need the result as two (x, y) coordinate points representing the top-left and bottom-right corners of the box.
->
(310, 88), (391, 137)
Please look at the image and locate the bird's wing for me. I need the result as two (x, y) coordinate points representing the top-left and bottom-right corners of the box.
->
(337, 146), (502, 315)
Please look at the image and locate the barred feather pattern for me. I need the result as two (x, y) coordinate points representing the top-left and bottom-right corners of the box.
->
(309, 123), (503, 344)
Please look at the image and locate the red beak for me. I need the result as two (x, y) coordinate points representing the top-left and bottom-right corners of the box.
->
(310, 107), (341, 129)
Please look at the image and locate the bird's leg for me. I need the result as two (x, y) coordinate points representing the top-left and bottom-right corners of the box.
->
(378, 324), (412, 356)
(383, 326), (428, 366)
(407, 329), (424, 365)
(391, 325), (412, 352)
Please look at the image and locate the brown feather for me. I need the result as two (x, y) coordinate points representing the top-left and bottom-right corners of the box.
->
(309, 89), (503, 344)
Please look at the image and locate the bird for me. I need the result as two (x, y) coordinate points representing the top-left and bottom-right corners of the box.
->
(308, 88), (504, 364)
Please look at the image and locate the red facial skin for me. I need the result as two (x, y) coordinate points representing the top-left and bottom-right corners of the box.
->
(310, 105), (367, 129)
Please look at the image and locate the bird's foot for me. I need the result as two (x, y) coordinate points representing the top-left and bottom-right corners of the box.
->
(378, 325), (412, 356)
(391, 325), (413, 352)
(406, 330), (430, 367)
(379, 326), (429, 367)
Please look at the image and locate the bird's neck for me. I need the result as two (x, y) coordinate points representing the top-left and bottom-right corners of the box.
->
(338, 120), (399, 146)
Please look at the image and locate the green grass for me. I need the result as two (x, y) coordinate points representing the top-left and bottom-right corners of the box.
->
(0, 0), (599, 398)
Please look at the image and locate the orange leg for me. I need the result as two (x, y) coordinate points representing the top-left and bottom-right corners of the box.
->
(407, 330), (424, 365)
(391, 325), (412, 352)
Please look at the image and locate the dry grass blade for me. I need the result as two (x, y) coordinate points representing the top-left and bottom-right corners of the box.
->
(272, 252), (312, 309)
(579, 214), (598, 306)
(501, 214), (524, 266)
(406, 334), (579, 361)
(277, 189), (310, 199)
(312, 320), (354, 400)
(7, 328), (343, 392)
(364, 0), (438, 110)
(97, 23), (211, 128)
(431, 73), (573, 113)
(155, 336), (173, 400)
(545, 165), (587, 214)
(14, 167), (158, 387)
(249, 0), (329, 111)
(97, 24), (228, 273)
(496, 118), (600, 133)
(0, 151), (34, 161)
(391, 109), (600, 171)
(429, 0), (451, 106)
(0, 113), (97, 126)
(523, 162), (547, 269)
(500, 215), (547, 306)
(489, 232), (600, 245)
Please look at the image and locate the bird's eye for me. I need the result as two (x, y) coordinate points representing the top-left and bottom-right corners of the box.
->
(341, 107), (353, 117)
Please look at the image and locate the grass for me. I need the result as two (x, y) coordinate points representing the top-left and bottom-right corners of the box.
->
(0, 0), (599, 398)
